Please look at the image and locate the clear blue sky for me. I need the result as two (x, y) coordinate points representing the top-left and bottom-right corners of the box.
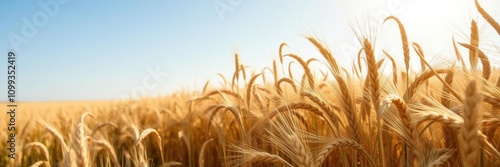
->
(0, 0), (498, 101)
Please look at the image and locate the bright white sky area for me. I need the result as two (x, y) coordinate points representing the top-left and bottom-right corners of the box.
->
(0, 0), (499, 101)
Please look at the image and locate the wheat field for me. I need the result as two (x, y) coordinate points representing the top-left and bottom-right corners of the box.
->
(2, 1), (500, 166)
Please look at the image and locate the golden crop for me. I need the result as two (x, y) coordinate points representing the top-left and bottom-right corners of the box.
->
(2, 0), (500, 166)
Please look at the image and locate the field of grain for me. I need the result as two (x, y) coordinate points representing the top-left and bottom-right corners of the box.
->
(2, 1), (500, 166)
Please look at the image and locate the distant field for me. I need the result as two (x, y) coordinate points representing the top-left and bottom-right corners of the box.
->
(4, 101), (113, 111)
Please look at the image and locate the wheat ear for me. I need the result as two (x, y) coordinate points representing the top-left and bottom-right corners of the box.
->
(136, 128), (164, 165)
(460, 80), (483, 167)
(89, 122), (117, 137)
(284, 54), (314, 88)
(93, 139), (120, 167)
(246, 74), (261, 108)
(277, 78), (298, 93)
(452, 37), (467, 71)
(469, 20), (479, 70)
(384, 16), (410, 71)
(475, 0), (500, 35)
(38, 120), (69, 154)
(307, 37), (339, 73)
(29, 161), (50, 167)
(314, 138), (370, 166)
(24, 142), (50, 162)
(383, 50), (398, 85)
(74, 112), (94, 167)
(199, 138), (214, 167)
(279, 43), (287, 63)
(413, 43), (463, 101)
(229, 144), (293, 167)
(458, 43), (491, 80)
(379, 95), (414, 136)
